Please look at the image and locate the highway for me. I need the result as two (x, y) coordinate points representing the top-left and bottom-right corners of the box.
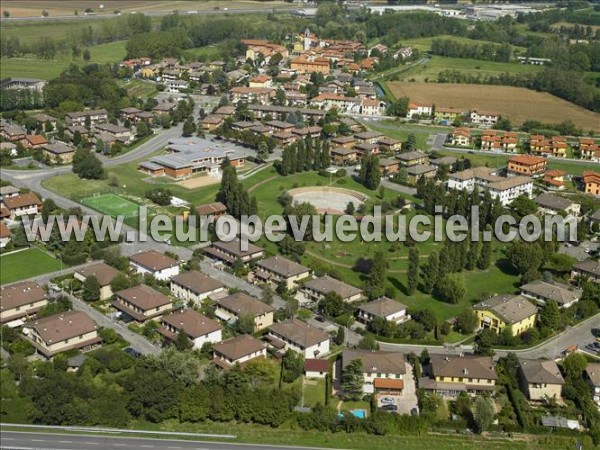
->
(0, 431), (345, 450)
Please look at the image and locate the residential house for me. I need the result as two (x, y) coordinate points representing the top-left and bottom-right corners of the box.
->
(42, 142), (75, 164)
(354, 131), (384, 145)
(94, 123), (133, 144)
(507, 155), (547, 177)
(195, 201), (227, 219)
(449, 128), (472, 147)
(583, 171), (600, 196)
(379, 158), (400, 177)
(254, 256), (311, 290)
(356, 297), (410, 325)
(214, 292), (275, 332)
(152, 101), (177, 115)
(571, 259), (600, 283)
(361, 98), (385, 116)
(469, 110), (499, 127)
(170, 270), (226, 304)
(0, 185), (20, 201)
(342, 350), (407, 394)
(580, 138), (600, 162)
(331, 147), (358, 165)
(200, 114), (224, 132)
(354, 143), (380, 157)
(66, 125), (90, 140)
(129, 250), (180, 281)
(0, 123), (26, 142)
(302, 276), (363, 304)
(20, 134), (47, 150)
(74, 263), (120, 301)
(420, 354), (497, 397)
(203, 238), (265, 266)
(434, 107), (463, 125)
(407, 102), (432, 119)
(406, 164), (437, 184)
(473, 294), (537, 336)
(249, 75), (273, 88)
(309, 94), (360, 113)
(65, 109), (108, 126)
(378, 137), (402, 153)
(212, 334), (267, 369)
(0, 281), (48, 324)
(2, 192), (42, 219)
(166, 80), (190, 94)
(518, 359), (564, 401)
(24, 310), (101, 358)
(158, 309), (222, 350)
(584, 363), (600, 406)
(112, 284), (173, 323)
(0, 222), (10, 248)
(290, 55), (330, 75)
(535, 193), (581, 217)
(542, 169), (567, 190)
(229, 87), (274, 105)
(430, 156), (457, 172)
(266, 319), (330, 358)
(305, 359), (329, 378)
(331, 136), (356, 149)
(520, 280), (582, 309)
(266, 120), (295, 134)
(397, 151), (428, 167)
(292, 126), (322, 140)
(34, 113), (58, 128)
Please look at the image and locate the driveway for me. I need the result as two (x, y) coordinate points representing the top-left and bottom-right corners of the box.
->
(376, 362), (418, 415)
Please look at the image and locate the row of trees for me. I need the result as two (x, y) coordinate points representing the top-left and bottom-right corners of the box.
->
(217, 159), (257, 220)
(275, 138), (331, 176)
(431, 39), (512, 62)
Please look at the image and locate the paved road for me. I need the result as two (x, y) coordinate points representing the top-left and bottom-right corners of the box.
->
(0, 431), (345, 450)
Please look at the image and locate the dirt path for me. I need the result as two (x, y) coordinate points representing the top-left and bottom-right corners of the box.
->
(306, 250), (410, 274)
(247, 175), (278, 193)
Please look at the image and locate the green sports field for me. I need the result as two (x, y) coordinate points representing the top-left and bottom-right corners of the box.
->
(82, 193), (140, 218)
(0, 248), (62, 284)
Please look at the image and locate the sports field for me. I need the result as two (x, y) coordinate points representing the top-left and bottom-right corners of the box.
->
(0, 248), (62, 284)
(82, 193), (140, 218)
(387, 82), (600, 131)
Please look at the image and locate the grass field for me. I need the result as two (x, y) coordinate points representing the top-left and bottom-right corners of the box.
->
(0, 248), (62, 284)
(401, 35), (528, 54)
(386, 82), (600, 132)
(396, 56), (542, 83)
(81, 193), (141, 218)
(0, 40), (127, 79)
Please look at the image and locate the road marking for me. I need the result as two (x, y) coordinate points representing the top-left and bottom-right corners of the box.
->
(59, 441), (72, 443)
(140, 445), (154, 448)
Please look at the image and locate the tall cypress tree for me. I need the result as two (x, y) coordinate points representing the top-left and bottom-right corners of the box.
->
(478, 229), (492, 270)
(407, 245), (420, 295)
(423, 251), (439, 294)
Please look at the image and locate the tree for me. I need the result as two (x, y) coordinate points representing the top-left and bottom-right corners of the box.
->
(236, 313), (256, 334)
(538, 299), (561, 333)
(436, 273), (466, 304)
(145, 187), (172, 205)
(364, 251), (387, 299)
(478, 236), (492, 270)
(422, 251), (439, 294)
(358, 153), (381, 190)
(357, 335), (379, 350)
(72, 149), (104, 180)
(335, 326), (345, 346)
(95, 138), (105, 154)
(82, 276), (100, 302)
(182, 117), (196, 137)
(341, 359), (364, 401)
(405, 133), (416, 151)
(511, 195), (538, 219)
(83, 49), (91, 61)
(473, 396), (495, 433)
(136, 120), (151, 137)
(407, 246), (420, 295)
(174, 330), (192, 351)
(455, 310), (478, 334)
(345, 201), (356, 215)
(261, 285), (274, 305)
(319, 292), (345, 318)
(282, 351), (304, 383)
(506, 241), (543, 279)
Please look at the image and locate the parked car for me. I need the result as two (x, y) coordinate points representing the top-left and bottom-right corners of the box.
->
(379, 404), (398, 412)
(124, 347), (142, 358)
(380, 397), (395, 405)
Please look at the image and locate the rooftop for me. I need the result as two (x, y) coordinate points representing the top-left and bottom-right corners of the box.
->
(430, 354), (497, 380)
(75, 262), (120, 287)
(358, 297), (407, 318)
(160, 309), (221, 339)
(343, 350), (406, 375)
(213, 334), (266, 361)
(214, 292), (274, 317)
(473, 294), (537, 324)
(170, 270), (224, 295)
(520, 359), (564, 385)
(29, 310), (97, 344)
(256, 256), (310, 278)
(115, 284), (171, 311)
(1, 280), (46, 311)
(303, 276), (362, 300)
(520, 280), (582, 306)
(268, 319), (329, 348)
(129, 250), (179, 272)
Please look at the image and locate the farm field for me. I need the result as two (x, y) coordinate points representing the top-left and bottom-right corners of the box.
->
(395, 56), (542, 82)
(0, 1), (294, 18)
(401, 35), (528, 54)
(387, 81), (600, 131)
(0, 248), (62, 284)
(0, 40), (127, 79)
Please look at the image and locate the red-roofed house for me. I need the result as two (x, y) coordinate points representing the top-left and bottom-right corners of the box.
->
(305, 358), (329, 378)
(542, 169), (567, 190)
(507, 155), (547, 177)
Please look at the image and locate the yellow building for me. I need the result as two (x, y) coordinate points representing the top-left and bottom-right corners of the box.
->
(473, 294), (537, 336)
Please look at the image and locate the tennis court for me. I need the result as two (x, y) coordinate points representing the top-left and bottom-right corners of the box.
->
(82, 193), (140, 218)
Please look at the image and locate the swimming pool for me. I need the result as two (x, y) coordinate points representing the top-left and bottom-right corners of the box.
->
(338, 409), (367, 419)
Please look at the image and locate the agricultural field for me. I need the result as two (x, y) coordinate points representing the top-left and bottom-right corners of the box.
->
(0, 40), (127, 79)
(387, 81), (600, 132)
(395, 56), (542, 83)
(0, 248), (62, 284)
(0, 1), (294, 18)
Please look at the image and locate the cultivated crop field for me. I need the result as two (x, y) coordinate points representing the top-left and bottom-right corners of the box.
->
(387, 82), (600, 131)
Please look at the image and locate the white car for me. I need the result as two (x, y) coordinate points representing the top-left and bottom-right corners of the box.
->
(380, 397), (394, 405)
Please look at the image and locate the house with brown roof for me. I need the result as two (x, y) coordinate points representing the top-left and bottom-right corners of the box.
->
(535, 193), (580, 217)
(43, 142), (75, 164)
(112, 284), (173, 323)
(582, 170), (600, 197)
(343, 350), (407, 394)
(200, 114), (224, 132)
(331, 147), (358, 165)
(520, 280), (581, 309)
(129, 250), (180, 281)
(158, 309), (222, 350)
(266, 318), (330, 358)
(24, 310), (101, 358)
(0, 221), (10, 248)
(357, 297), (410, 325)
(301, 276), (363, 304)
(571, 259), (600, 283)
(305, 358), (329, 378)
(2, 192), (42, 219)
(449, 128), (472, 147)
(584, 363), (600, 406)
(214, 292), (274, 332)
(212, 334), (267, 369)
(74, 262), (121, 300)
(170, 270), (226, 303)
(507, 155), (547, 177)
(254, 256), (311, 289)
(406, 164), (437, 184)
(203, 238), (265, 266)
(379, 158), (400, 177)
(0, 280), (48, 324)
(542, 169), (567, 190)
(354, 131), (384, 145)
(331, 136), (356, 149)
(20, 134), (48, 149)
(195, 201), (227, 219)
(378, 136), (402, 153)
(397, 151), (429, 167)
(518, 359), (564, 401)
(473, 294), (537, 336)
(420, 354), (498, 397)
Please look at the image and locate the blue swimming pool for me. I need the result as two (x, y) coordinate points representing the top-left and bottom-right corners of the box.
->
(339, 409), (367, 419)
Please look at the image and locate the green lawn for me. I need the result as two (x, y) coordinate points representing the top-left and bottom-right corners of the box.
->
(402, 35), (528, 54)
(362, 121), (452, 150)
(81, 193), (141, 218)
(302, 378), (327, 407)
(0, 248), (63, 284)
(0, 40), (127, 79)
(394, 56), (542, 83)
